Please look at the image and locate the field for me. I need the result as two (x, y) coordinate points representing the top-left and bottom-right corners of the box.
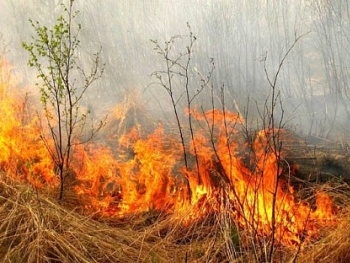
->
(1, 136), (350, 263)
(1, 26), (350, 261)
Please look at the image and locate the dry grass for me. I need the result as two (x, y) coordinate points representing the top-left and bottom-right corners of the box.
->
(1, 173), (350, 263)
(0, 175), (179, 263)
(0, 174), (237, 263)
(297, 215), (350, 263)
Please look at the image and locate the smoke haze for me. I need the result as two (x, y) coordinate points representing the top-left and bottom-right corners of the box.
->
(2, 0), (350, 139)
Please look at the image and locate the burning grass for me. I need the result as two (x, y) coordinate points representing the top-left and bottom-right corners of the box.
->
(72, 111), (341, 249)
(1, 174), (350, 263)
(299, 207), (350, 263)
(0, 174), (181, 263)
(2, 56), (350, 262)
(0, 174), (272, 262)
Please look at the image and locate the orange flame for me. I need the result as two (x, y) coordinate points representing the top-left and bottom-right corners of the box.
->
(73, 106), (338, 246)
(0, 58), (57, 187)
(0, 59), (338, 247)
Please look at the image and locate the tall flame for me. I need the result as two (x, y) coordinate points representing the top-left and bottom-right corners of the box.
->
(75, 106), (338, 246)
(0, 58), (57, 187)
(0, 58), (338, 247)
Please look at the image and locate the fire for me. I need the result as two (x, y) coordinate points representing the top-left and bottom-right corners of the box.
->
(74, 106), (338, 246)
(0, 58), (338, 247)
(0, 58), (57, 187)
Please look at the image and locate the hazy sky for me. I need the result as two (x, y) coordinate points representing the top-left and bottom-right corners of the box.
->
(2, 0), (350, 138)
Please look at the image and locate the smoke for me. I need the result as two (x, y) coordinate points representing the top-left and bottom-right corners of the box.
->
(2, 0), (350, 139)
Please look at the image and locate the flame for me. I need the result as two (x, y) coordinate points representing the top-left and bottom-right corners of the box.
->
(0, 58), (57, 187)
(0, 58), (338, 247)
(73, 106), (338, 246)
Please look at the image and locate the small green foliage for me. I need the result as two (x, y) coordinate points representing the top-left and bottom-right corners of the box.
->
(22, 2), (104, 200)
(147, 251), (162, 263)
(229, 226), (240, 249)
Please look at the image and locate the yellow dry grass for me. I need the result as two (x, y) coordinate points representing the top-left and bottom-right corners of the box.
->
(1, 173), (350, 263)
(0, 175), (180, 263)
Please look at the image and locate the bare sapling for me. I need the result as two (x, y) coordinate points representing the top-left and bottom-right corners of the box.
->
(150, 23), (214, 189)
(259, 32), (307, 262)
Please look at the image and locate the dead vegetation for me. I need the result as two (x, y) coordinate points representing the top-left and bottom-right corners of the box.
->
(298, 207), (350, 263)
(0, 174), (178, 263)
(1, 160), (350, 263)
